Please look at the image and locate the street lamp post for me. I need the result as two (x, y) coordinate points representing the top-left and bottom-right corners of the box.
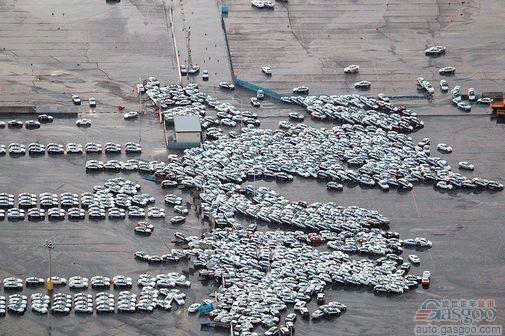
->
(44, 240), (54, 291)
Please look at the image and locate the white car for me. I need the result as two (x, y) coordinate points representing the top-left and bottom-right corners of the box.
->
(468, 88), (476, 101)
(452, 96), (462, 105)
(8, 143), (26, 155)
(437, 143), (452, 153)
(202, 70), (209, 80)
(147, 207), (165, 219)
(261, 66), (272, 75)
(477, 97), (492, 104)
(354, 81), (371, 89)
(69, 276), (89, 289)
(188, 303), (201, 313)
(112, 275), (133, 288)
(76, 118), (91, 127)
(180, 65), (188, 75)
(188, 65), (200, 75)
(440, 79), (449, 92)
(104, 143), (121, 153)
(256, 90), (264, 99)
(25, 277), (45, 286)
(263, 0), (274, 8)
(7, 208), (25, 220)
(458, 161), (475, 171)
(124, 142), (142, 153)
(377, 93), (390, 102)
(66, 143), (83, 154)
(409, 255), (420, 264)
(123, 111), (138, 120)
(292, 86), (309, 94)
(89, 98), (96, 107)
(85, 142), (102, 153)
(451, 85), (461, 98)
(251, 0), (265, 8)
(219, 81), (235, 90)
(250, 97), (261, 107)
(457, 101), (471, 112)
(436, 181), (453, 190)
(67, 208), (86, 219)
(72, 95), (81, 105)
(344, 64), (359, 74)
(47, 276), (67, 286)
(438, 66), (455, 75)
(421, 80), (434, 94)
(424, 45), (446, 56)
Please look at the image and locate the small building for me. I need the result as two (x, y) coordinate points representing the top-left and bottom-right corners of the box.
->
(491, 99), (505, 123)
(169, 115), (201, 149)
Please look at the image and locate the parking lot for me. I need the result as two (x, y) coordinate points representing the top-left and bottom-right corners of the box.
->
(0, 109), (504, 335)
(225, 0), (505, 98)
(0, 0), (177, 107)
(0, 0), (504, 335)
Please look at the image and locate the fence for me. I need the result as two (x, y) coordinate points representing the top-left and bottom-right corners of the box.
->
(235, 78), (284, 100)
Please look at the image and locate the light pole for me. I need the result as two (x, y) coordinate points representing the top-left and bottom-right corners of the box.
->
(44, 240), (54, 291)
(139, 77), (142, 114)
(138, 77), (143, 144)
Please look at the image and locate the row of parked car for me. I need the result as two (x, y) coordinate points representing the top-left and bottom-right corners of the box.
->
(1, 273), (190, 291)
(0, 191), (156, 208)
(0, 115), (53, 129)
(0, 206), (169, 221)
(0, 288), (188, 315)
(0, 142), (141, 156)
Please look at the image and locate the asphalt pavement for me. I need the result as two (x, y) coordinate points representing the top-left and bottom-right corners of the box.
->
(0, 0), (504, 335)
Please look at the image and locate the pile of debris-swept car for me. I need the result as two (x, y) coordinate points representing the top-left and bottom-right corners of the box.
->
(144, 82), (261, 129)
(157, 125), (502, 193)
(135, 229), (430, 333)
(280, 94), (424, 132)
(449, 86), (492, 112)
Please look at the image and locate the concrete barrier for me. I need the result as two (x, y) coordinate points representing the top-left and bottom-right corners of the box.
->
(0, 106), (36, 114)
(0, 105), (77, 117)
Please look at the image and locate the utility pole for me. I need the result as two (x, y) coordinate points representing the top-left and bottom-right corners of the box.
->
(138, 77), (142, 143)
(139, 77), (142, 114)
(44, 240), (54, 291)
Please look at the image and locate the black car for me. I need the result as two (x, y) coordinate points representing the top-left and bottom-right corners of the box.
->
(25, 120), (41, 129)
(38, 114), (53, 123)
(7, 120), (23, 128)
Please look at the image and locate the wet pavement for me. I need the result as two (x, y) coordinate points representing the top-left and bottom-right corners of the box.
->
(0, 0), (177, 107)
(224, 0), (505, 98)
(171, 0), (233, 89)
(0, 0), (504, 335)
